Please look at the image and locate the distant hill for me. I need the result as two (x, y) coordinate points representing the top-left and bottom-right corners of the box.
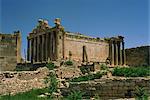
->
(125, 46), (150, 67)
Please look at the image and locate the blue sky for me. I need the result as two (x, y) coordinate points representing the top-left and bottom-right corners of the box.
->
(0, 0), (149, 56)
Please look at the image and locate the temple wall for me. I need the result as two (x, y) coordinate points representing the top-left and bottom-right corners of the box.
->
(64, 36), (109, 62)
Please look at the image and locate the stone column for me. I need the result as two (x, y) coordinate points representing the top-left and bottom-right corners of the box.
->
(39, 36), (42, 62)
(50, 33), (52, 60)
(37, 36), (40, 62)
(33, 38), (36, 63)
(30, 38), (33, 63)
(47, 33), (50, 60)
(42, 35), (44, 62)
(82, 46), (86, 62)
(45, 34), (48, 61)
(117, 42), (121, 65)
(35, 37), (38, 62)
(111, 42), (115, 66)
(54, 32), (58, 60)
(27, 39), (30, 61)
(119, 42), (123, 65)
(122, 41), (126, 65)
(115, 41), (118, 65)
(62, 33), (65, 59)
(109, 42), (112, 64)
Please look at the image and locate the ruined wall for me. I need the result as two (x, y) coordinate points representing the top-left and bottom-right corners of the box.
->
(0, 67), (49, 95)
(62, 77), (150, 99)
(64, 33), (109, 62)
(0, 43), (17, 71)
(0, 32), (21, 71)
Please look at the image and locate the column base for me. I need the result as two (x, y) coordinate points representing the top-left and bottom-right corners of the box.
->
(32, 59), (35, 64)
(110, 64), (115, 67)
(123, 64), (127, 66)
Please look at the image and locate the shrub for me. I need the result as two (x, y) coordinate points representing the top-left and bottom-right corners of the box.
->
(15, 67), (31, 71)
(93, 94), (101, 100)
(80, 66), (90, 74)
(44, 73), (58, 94)
(70, 71), (102, 82)
(0, 88), (49, 100)
(100, 64), (109, 70)
(135, 86), (148, 100)
(46, 62), (55, 70)
(112, 67), (150, 77)
(64, 60), (73, 66)
(66, 90), (84, 100)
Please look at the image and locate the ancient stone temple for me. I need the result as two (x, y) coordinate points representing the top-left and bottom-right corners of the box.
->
(27, 18), (126, 66)
(0, 31), (21, 71)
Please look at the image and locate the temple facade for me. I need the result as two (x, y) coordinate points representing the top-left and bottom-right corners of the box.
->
(27, 18), (126, 66)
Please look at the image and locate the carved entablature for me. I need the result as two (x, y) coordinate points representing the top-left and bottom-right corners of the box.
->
(116, 36), (124, 42)
(32, 19), (51, 34)
(54, 18), (61, 26)
(53, 18), (65, 32)
(106, 36), (124, 44)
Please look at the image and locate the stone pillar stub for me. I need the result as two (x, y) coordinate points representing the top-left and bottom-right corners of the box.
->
(82, 45), (88, 62)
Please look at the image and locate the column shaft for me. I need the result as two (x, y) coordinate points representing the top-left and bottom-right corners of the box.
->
(62, 33), (65, 59)
(31, 39), (33, 63)
(119, 42), (123, 65)
(117, 42), (120, 65)
(33, 38), (36, 63)
(51, 33), (55, 60)
(55, 33), (58, 60)
(39, 36), (42, 62)
(42, 35), (44, 62)
(37, 36), (40, 62)
(29, 39), (32, 61)
(45, 34), (48, 61)
(115, 42), (118, 65)
(122, 41), (126, 65)
(47, 33), (50, 60)
(27, 39), (30, 61)
(109, 42), (112, 64)
(35, 37), (38, 62)
(50, 33), (52, 60)
(111, 42), (115, 66)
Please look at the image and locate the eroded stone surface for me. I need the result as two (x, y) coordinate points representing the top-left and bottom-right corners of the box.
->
(62, 77), (150, 99)
(0, 31), (21, 71)
(55, 66), (82, 79)
(0, 67), (49, 95)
